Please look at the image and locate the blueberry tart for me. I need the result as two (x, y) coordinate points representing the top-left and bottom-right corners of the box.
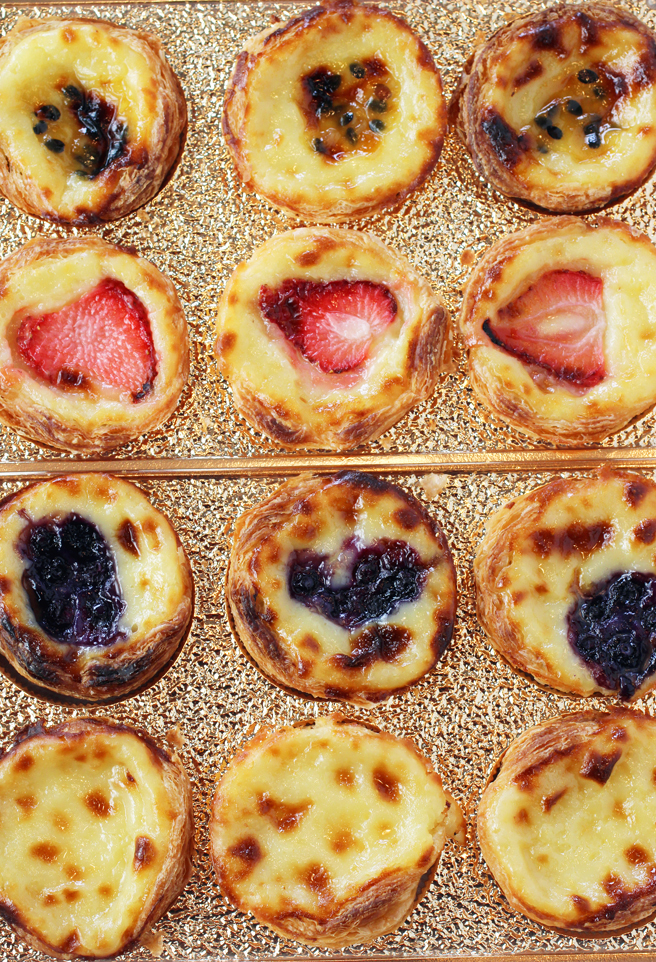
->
(479, 707), (656, 935)
(474, 470), (656, 701)
(0, 16), (186, 224)
(215, 228), (449, 450)
(0, 716), (193, 958)
(222, 0), (445, 221)
(226, 471), (456, 703)
(0, 473), (193, 701)
(457, 4), (656, 212)
(460, 217), (656, 444)
(0, 235), (188, 453)
(210, 715), (464, 947)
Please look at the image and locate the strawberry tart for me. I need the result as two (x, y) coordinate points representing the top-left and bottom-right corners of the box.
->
(222, 0), (445, 221)
(456, 4), (656, 212)
(226, 471), (456, 704)
(460, 217), (656, 444)
(0, 236), (188, 453)
(0, 16), (186, 224)
(215, 228), (449, 449)
(0, 473), (193, 701)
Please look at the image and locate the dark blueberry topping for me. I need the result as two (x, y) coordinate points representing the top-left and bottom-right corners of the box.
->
(578, 68), (599, 83)
(313, 137), (326, 154)
(568, 571), (656, 699)
(71, 88), (127, 172)
(36, 104), (60, 121)
(547, 125), (563, 140)
(288, 539), (427, 631)
(535, 114), (549, 129)
(20, 514), (126, 647)
(368, 98), (387, 113)
(345, 126), (358, 144)
(32, 121), (47, 136)
(340, 111), (354, 126)
(369, 118), (385, 133)
(349, 62), (366, 79)
(566, 99), (583, 116)
(593, 85), (605, 99)
(45, 139), (65, 153)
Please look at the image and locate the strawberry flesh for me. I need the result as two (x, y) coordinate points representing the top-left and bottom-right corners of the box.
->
(259, 279), (397, 374)
(16, 279), (156, 399)
(483, 270), (606, 389)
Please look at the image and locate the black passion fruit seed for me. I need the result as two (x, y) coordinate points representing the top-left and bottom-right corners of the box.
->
(32, 121), (47, 135)
(566, 99), (583, 116)
(45, 139), (65, 153)
(578, 68), (599, 83)
(547, 125), (563, 139)
(349, 62), (366, 78)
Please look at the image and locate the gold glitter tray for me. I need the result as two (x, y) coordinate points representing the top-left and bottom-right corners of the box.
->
(2, 0), (656, 960)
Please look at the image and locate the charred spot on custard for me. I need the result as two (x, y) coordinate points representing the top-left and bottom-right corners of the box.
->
(635, 519), (656, 544)
(481, 110), (528, 169)
(531, 522), (613, 558)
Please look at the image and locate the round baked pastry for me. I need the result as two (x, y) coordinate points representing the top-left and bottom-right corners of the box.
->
(0, 16), (186, 224)
(460, 217), (656, 444)
(0, 716), (193, 958)
(215, 228), (449, 449)
(478, 707), (656, 935)
(222, 0), (445, 221)
(210, 714), (465, 947)
(457, 4), (656, 212)
(0, 236), (188, 453)
(227, 471), (456, 704)
(0, 473), (193, 701)
(474, 469), (656, 701)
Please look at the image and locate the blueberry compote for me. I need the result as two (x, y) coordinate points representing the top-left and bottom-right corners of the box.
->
(288, 538), (426, 630)
(568, 571), (656, 699)
(20, 514), (126, 646)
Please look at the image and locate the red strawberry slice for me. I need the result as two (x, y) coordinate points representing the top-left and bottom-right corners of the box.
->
(16, 279), (156, 399)
(483, 270), (606, 389)
(259, 279), (397, 374)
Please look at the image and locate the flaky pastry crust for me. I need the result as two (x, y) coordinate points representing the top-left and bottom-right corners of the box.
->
(0, 17), (187, 224)
(210, 715), (464, 948)
(460, 217), (656, 444)
(478, 707), (656, 935)
(215, 228), (449, 450)
(456, 4), (656, 212)
(222, 0), (445, 221)
(226, 471), (456, 704)
(0, 716), (194, 959)
(0, 473), (193, 701)
(0, 235), (188, 453)
(475, 469), (656, 700)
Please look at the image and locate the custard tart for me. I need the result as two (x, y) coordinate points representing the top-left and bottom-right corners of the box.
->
(227, 471), (456, 704)
(222, 0), (445, 221)
(460, 217), (656, 444)
(210, 715), (465, 948)
(457, 4), (656, 212)
(0, 473), (193, 701)
(0, 716), (193, 958)
(475, 469), (656, 701)
(0, 16), (187, 224)
(0, 235), (188, 453)
(215, 228), (449, 450)
(479, 707), (656, 935)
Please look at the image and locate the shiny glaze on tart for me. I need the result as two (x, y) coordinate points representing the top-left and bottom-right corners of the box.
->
(0, 16), (187, 224)
(475, 470), (656, 701)
(210, 715), (464, 947)
(226, 471), (456, 704)
(0, 473), (193, 701)
(456, 4), (656, 211)
(0, 236), (188, 453)
(215, 228), (449, 450)
(460, 217), (656, 444)
(479, 708), (656, 935)
(222, 0), (445, 221)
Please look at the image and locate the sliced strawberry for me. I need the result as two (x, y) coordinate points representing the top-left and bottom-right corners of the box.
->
(483, 270), (606, 389)
(259, 279), (397, 374)
(16, 279), (156, 399)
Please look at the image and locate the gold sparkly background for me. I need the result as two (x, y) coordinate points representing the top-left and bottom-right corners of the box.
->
(0, 0), (655, 960)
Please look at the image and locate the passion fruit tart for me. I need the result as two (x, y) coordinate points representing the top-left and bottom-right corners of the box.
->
(457, 4), (656, 212)
(0, 16), (187, 224)
(0, 235), (188, 453)
(222, 0), (445, 220)
(0, 717), (194, 958)
(215, 227), (449, 450)
(0, 473), (193, 701)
